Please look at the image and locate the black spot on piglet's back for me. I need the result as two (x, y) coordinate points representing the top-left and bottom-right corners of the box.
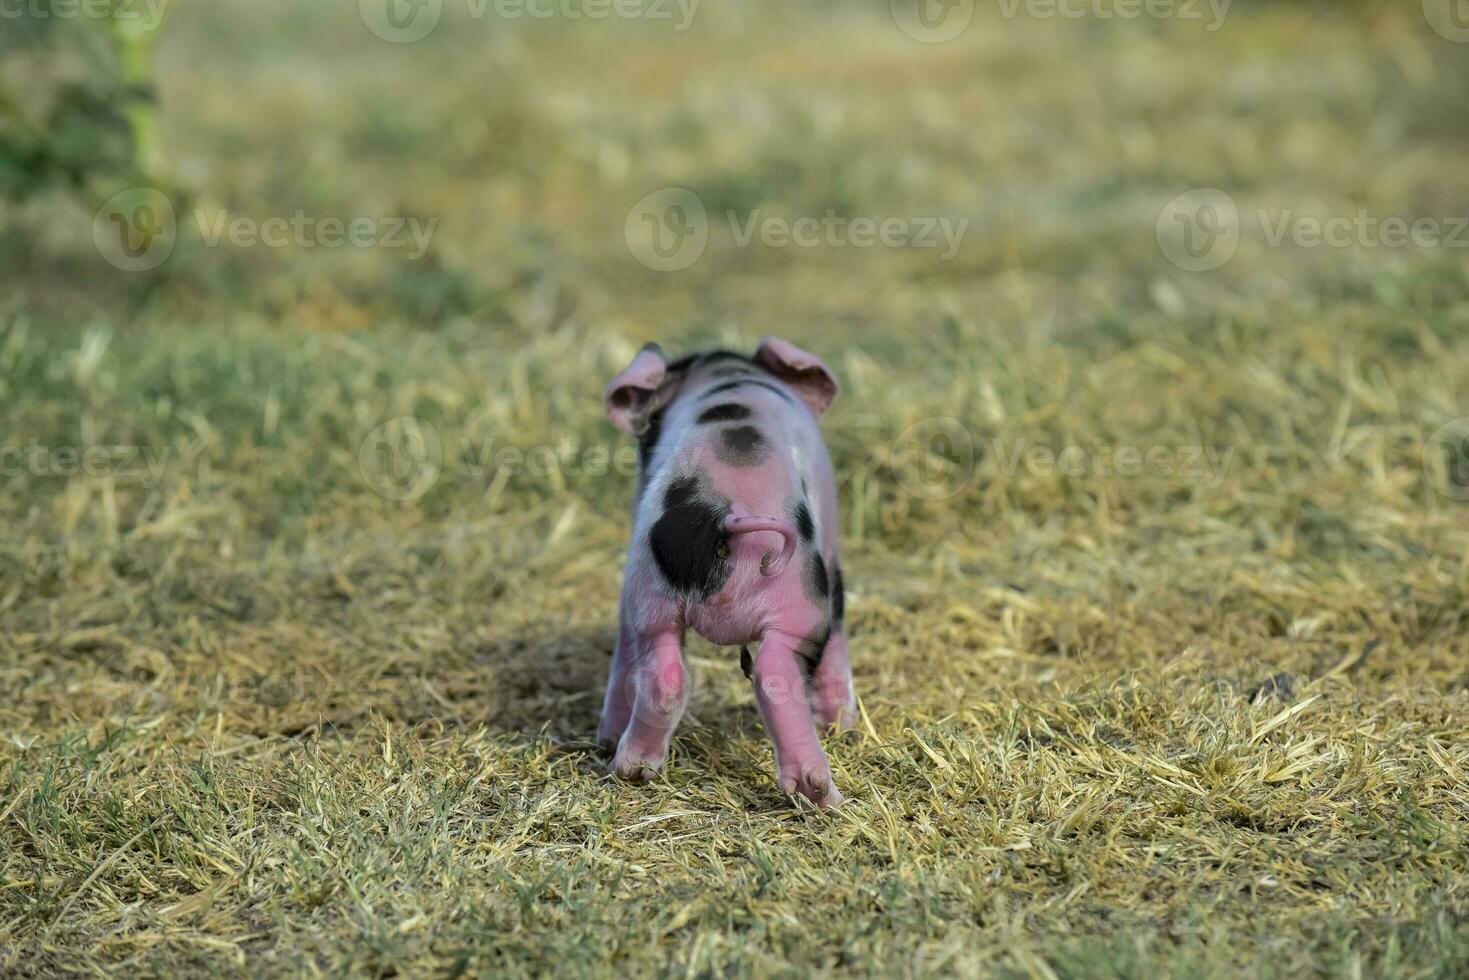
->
(796, 624), (831, 679)
(715, 425), (770, 466)
(702, 378), (794, 403)
(639, 408), (664, 471)
(805, 550), (830, 602)
(649, 477), (730, 598)
(793, 502), (814, 543)
(697, 403), (752, 424)
(831, 561), (845, 623)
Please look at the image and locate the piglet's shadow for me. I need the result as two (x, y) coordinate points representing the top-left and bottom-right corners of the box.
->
(431, 627), (768, 779)
(463, 625), (617, 744)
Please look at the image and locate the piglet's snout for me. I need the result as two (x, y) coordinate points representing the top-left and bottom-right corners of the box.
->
(724, 515), (798, 577)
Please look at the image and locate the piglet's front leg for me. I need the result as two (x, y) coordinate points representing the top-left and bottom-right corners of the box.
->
(750, 631), (844, 808)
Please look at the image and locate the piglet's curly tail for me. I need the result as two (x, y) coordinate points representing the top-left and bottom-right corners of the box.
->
(723, 515), (799, 577)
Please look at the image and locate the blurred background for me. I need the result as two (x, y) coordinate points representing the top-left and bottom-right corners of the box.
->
(6, 0), (1467, 330)
(3, 2), (1469, 975)
(4, 0), (1467, 598)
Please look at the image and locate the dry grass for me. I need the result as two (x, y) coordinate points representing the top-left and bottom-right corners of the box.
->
(3, 1), (1469, 977)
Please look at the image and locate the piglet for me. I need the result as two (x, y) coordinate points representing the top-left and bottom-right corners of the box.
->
(598, 338), (854, 807)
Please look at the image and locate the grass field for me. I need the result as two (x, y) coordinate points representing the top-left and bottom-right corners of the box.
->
(3, 1), (1469, 976)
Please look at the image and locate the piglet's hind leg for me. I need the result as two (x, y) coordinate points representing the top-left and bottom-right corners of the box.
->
(751, 632), (844, 808)
(596, 621), (635, 753)
(611, 630), (688, 781)
(812, 629), (857, 732)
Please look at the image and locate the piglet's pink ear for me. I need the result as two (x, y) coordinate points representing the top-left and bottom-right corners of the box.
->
(605, 342), (669, 435)
(754, 336), (838, 416)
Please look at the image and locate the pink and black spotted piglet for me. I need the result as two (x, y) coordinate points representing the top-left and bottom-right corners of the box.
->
(598, 337), (853, 807)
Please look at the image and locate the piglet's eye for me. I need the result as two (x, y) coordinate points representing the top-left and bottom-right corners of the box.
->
(715, 541), (731, 559)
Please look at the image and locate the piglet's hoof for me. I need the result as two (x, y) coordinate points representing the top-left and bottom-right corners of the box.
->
(778, 764), (845, 809)
(612, 748), (667, 783)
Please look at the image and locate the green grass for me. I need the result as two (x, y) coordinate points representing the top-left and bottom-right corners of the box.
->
(3, 1), (1469, 976)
